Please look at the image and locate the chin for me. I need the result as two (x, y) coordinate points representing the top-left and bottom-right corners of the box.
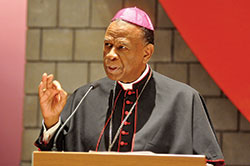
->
(105, 70), (123, 81)
(106, 73), (121, 81)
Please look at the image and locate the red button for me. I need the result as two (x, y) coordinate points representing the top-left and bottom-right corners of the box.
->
(120, 141), (128, 146)
(128, 91), (135, 95)
(124, 121), (131, 125)
(126, 100), (132, 104)
(125, 111), (129, 115)
(121, 131), (129, 135)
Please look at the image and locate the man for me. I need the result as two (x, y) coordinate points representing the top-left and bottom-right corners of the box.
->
(35, 7), (224, 166)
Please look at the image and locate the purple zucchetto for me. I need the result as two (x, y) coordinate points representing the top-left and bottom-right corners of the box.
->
(112, 7), (154, 31)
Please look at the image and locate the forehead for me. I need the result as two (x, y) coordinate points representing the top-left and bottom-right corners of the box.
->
(104, 20), (144, 42)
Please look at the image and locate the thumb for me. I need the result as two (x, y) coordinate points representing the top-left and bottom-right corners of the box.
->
(59, 89), (67, 106)
(53, 80), (62, 90)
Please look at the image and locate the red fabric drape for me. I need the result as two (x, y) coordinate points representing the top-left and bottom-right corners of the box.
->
(159, 0), (250, 122)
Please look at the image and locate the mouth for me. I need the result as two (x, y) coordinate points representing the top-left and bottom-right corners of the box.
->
(106, 65), (120, 73)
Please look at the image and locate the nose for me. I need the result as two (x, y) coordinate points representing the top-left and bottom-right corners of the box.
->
(105, 47), (118, 61)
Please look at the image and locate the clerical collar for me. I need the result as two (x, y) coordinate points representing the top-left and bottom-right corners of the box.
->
(118, 64), (150, 90)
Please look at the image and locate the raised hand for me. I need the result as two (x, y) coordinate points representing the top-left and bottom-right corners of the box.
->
(38, 73), (67, 129)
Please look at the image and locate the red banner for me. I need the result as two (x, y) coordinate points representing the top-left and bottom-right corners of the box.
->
(159, 0), (250, 122)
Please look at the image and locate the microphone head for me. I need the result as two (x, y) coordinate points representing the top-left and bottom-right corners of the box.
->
(90, 82), (99, 89)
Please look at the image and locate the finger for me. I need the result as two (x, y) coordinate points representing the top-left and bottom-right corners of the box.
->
(40, 79), (60, 103)
(59, 89), (67, 106)
(42, 73), (47, 82)
(55, 93), (61, 102)
(53, 80), (63, 102)
(47, 74), (54, 90)
(53, 81), (67, 103)
(41, 73), (48, 90)
(39, 73), (47, 98)
(60, 89), (67, 101)
(42, 80), (61, 103)
(38, 81), (45, 98)
(40, 88), (59, 104)
(52, 80), (62, 91)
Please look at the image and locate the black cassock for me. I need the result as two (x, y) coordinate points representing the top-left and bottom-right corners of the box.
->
(35, 68), (224, 165)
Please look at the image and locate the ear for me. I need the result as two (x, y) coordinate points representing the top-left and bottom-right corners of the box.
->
(143, 44), (154, 64)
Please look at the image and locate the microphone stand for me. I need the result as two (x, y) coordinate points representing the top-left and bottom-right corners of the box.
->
(52, 85), (95, 151)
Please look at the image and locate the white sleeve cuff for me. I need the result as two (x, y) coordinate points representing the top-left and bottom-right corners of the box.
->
(42, 118), (61, 143)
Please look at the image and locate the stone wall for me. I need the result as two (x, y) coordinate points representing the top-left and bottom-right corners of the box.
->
(22, 0), (250, 165)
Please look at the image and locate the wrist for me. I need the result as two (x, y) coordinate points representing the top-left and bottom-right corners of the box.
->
(44, 117), (59, 129)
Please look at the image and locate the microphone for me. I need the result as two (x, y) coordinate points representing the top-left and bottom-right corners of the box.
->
(51, 84), (97, 151)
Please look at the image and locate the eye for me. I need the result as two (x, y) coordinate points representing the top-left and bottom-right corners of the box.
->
(118, 45), (127, 50)
(104, 43), (113, 48)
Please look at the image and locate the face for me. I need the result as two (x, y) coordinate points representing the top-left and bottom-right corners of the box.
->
(103, 20), (152, 83)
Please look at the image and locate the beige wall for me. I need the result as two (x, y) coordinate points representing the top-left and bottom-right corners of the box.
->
(22, 0), (250, 166)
